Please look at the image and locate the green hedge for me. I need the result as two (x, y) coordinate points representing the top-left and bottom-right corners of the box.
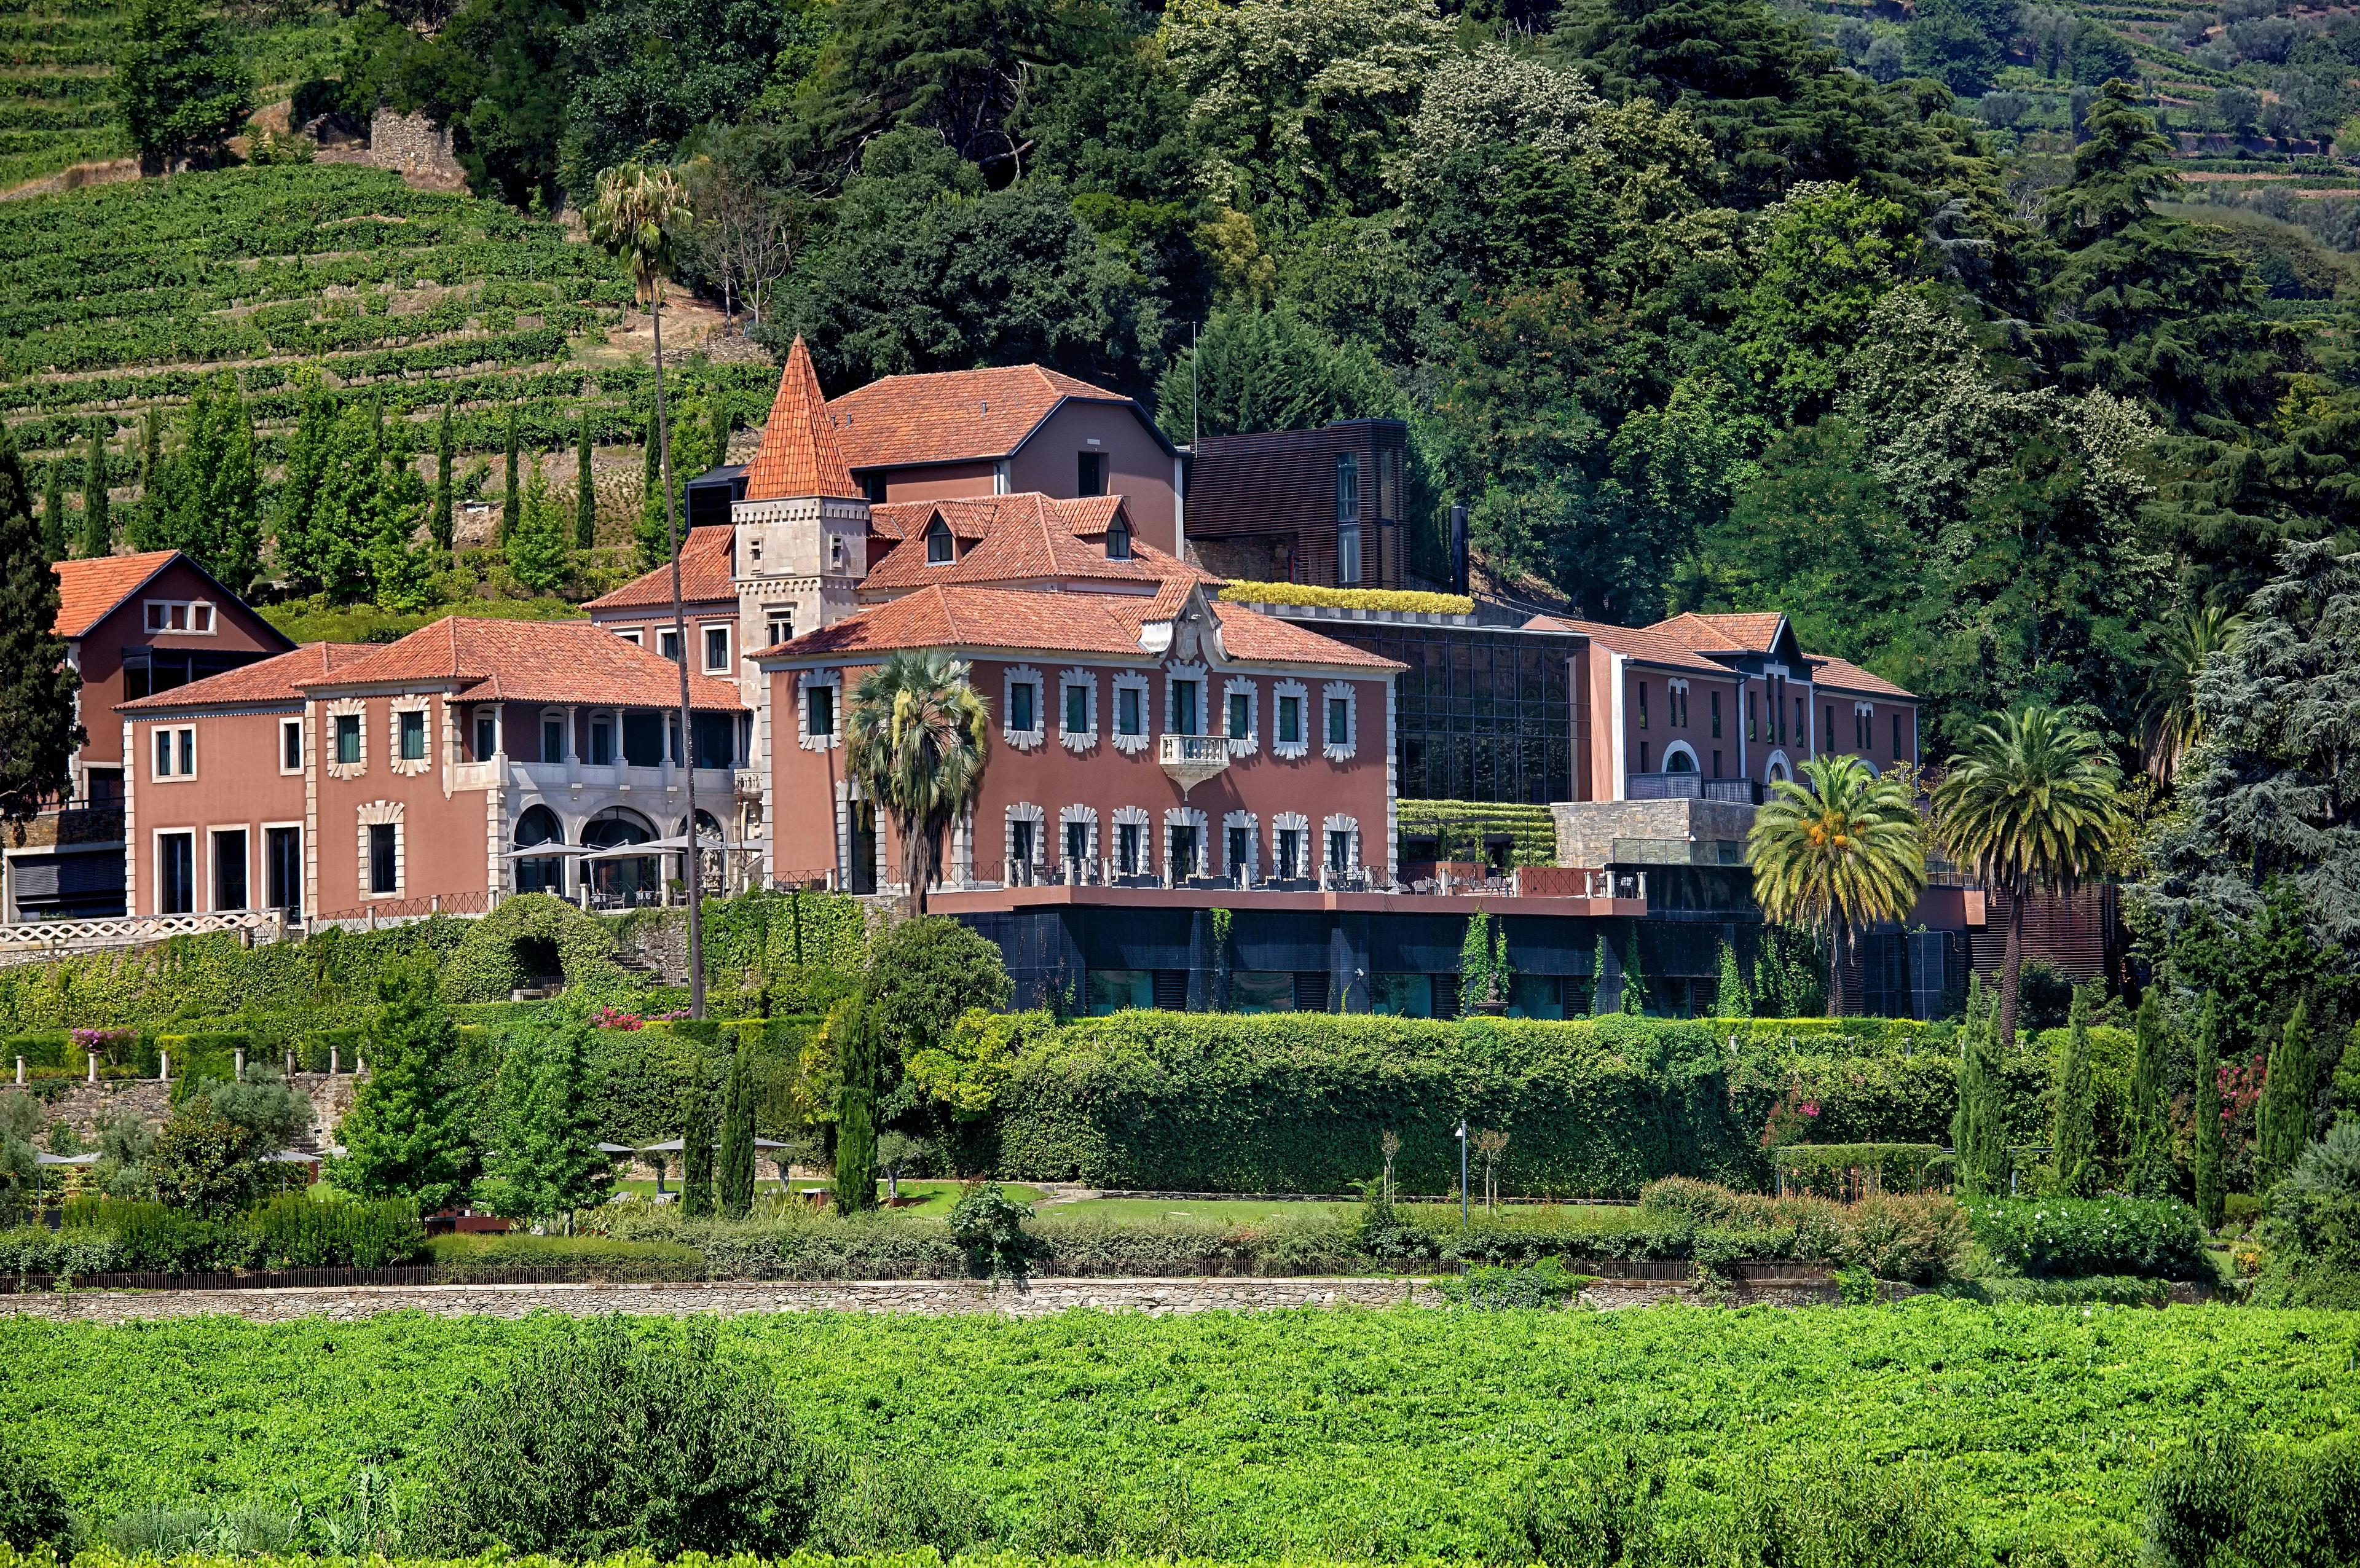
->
(1394, 801), (1560, 868)
(1962, 1198), (2210, 1280)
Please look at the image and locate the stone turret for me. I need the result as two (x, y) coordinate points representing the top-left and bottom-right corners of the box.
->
(731, 336), (870, 662)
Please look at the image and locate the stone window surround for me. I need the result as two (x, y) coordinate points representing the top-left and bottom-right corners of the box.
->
(1057, 667), (1098, 753)
(1321, 681), (1357, 762)
(1004, 801), (1046, 876)
(1163, 660), (1207, 737)
(1221, 676), (1259, 756)
(1057, 803), (1099, 866)
(1270, 810), (1310, 877)
(1270, 680), (1310, 761)
(357, 799), (404, 900)
(1002, 664), (1047, 751)
(798, 669), (843, 752)
(324, 697), (369, 779)
(1163, 805), (1208, 877)
(1221, 809), (1258, 878)
(1109, 672), (1152, 755)
(1109, 804), (1152, 872)
(148, 724), (197, 783)
(1322, 813), (1361, 872)
(389, 696), (434, 777)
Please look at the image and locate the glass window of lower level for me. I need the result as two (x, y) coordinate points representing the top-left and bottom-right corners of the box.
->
(1229, 971), (1295, 1013)
(1087, 968), (1153, 1015)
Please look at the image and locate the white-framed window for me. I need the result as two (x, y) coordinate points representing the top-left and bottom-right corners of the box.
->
(1004, 802), (1046, 880)
(280, 717), (304, 775)
(1057, 668), (1098, 753)
(1323, 813), (1360, 873)
(1271, 679), (1310, 760)
(1058, 804), (1098, 872)
(659, 627), (682, 662)
(154, 829), (195, 914)
(704, 623), (732, 673)
(1003, 665), (1046, 751)
(149, 724), (195, 780)
(358, 801), (404, 899)
(1165, 661), (1206, 737)
(1221, 676), (1258, 755)
(767, 608), (795, 648)
(615, 627), (643, 646)
(1222, 809), (1257, 880)
(798, 670), (843, 751)
(1164, 806), (1207, 882)
(1272, 811), (1310, 879)
(210, 827), (248, 912)
(1111, 804), (1152, 876)
(390, 698), (432, 777)
(926, 517), (955, 564)
(1321, 681), (1357, 761)
(1110, 671), (1152, 755)
(473, 710), (498, 761)
(144, 600), (215, 635)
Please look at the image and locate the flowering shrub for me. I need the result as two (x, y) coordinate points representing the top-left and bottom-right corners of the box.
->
(1760, 1089), (1822, 1148)
(591, 1006), (689, 1031)
(68, 1028), (134, 1063)
(1964, 1196), (2208, 1279)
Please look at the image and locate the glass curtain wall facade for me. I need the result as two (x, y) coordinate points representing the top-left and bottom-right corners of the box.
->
(1315, 624), (1581, 804)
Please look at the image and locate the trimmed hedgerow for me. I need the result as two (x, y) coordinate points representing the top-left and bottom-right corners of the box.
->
(1962, 1197), (2210, 1280)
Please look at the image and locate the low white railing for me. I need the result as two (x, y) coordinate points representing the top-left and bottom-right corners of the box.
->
(0, 908), (289, 960)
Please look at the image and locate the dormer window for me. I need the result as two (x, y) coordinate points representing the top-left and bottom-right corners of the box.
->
(1106, 519), (1131, 560)
(926, 517), (954, 564)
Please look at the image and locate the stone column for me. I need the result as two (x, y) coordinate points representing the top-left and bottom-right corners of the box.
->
(87, 1050), (97, 1084)
(159, 1049), (169, 1083)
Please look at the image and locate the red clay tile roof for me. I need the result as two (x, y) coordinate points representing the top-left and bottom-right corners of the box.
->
(53, 551), (179, 638)
(1808, 655), (1915, 700)
(1525, 616), (1733, 674)
(829, 364), (1149, 470)
(583, 526), (739, 613)
(119, 642), (375, 712)
(862, 494), (1214, 594)
(744, 337), (862, 500)
(760, 585), (1399, 672)
(1646, 611), (1789, 653)
(296, 616), (746, 710)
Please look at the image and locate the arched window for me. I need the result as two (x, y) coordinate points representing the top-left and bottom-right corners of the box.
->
(514, 805), (566, 895)
(1106, 519), (1131, 560)
(1663, 743), (1697, 774)
(926, 517), (954, 564)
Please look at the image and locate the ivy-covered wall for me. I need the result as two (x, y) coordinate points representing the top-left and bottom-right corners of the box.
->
(1394, 801), (1559, 868)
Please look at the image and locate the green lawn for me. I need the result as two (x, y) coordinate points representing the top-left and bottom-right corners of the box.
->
(3, 1304), (2355, 1564)
(604, 1178), (1044, 1217)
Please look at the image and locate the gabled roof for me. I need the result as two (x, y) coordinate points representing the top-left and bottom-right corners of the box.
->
(296, 616), (745, 711)
(862, 493), (1213, 595)
(52, 551), (293, 649)
(744, 336), (862, 500)
(828, 364), (1174, 470)
(1524, 615), (1731, 674)
(119, 642), (374, 712)
(583, 526), (739, 613)
(758, 584), (1399, 672)
(1808, 655), (1915, 700)
(1646, 611), (1790, 654)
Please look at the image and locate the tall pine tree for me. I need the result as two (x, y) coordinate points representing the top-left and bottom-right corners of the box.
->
(2126, 990), (2176, 1198)
(574, 410), (596, 550)
(2193, 992), (2225, 1230)
(78, 421), (109, 558)
(0, 425), (83, 839)
(40, 460), (66, 560)
(636, 417), (667, 567)
(832, 997), (880, 1214)
(336, 954), (472, 1212)
(2051, 982), (2098, 1197)
(430, 404), (455, 557)
(718, 1027), (757, 1218)
(500, 404), (519, 546)
(680, 1061), (717, 1218)
(2256, 999), (2315, 1194)
(1952, 977), (2013, 1196)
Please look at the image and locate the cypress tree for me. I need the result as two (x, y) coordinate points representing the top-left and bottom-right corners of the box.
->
(1951, 978), (2012, 1196)
(635, 415), (667, 567)
(575, 410), (596, 550)
(79, 422), (109, 557)
(505, 463), (570, 594)
(0, 425), (83, 841)
(337, 954), (472, 1212)
(718, 1027), (757, 1218)
(500, 404), (519, 546)
(680, 1062), (717, 1218)
(41, 460), (66, 560)
(833, 998), (880, 1215)
(708, 394), (731, 468)
(2126, 990), (2176, 1197)
(1714, 941), (1749, 1017)
(132, 403), (164, 549)
(430, 404), (454, 557)
(2256, 1000), (2315, 1194)
(2051, 983), (2098, 1197)
(2193, 992), (2225, 1230)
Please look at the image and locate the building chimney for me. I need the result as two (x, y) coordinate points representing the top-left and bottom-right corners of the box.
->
(1449, 504), (1469, 596)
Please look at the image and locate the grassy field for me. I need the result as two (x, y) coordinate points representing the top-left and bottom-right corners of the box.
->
(602, 1180), (1048, 1217)
(4, 1303), (2357, 1563)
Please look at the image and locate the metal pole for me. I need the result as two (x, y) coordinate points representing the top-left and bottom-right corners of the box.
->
(651, 277), (704, 1019)
(1457, 1119), (1468, 1229)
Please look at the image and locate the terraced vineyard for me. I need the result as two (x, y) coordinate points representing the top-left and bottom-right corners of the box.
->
(0, 0), (348, 192)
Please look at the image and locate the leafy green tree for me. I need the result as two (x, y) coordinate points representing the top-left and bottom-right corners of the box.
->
(1951, 977), (2012, 1195)
(2066, 25), (2137, 87)
(149, 1078), (309, 1215)
(2257, 999), (2316, 1194)
(680, 1061), (717, 1218)
(574, 409), (595, 550)
(1902, 0), (2004, 95)
(273, 378), (348, 597)
(79, 421), (109, 558)
(863, 915), (1012, 1057)
(846, 653), (991, 918)
(830, 997), (881, 1213)
(112, 0), (251, 167)
(2052, 983), (2099, 1196)
(1932, 707), (2119, 1046)
(336, 0), (577, 207)
(1154, 304), (1398, 445)
(506, 464), (570, 593)
(1726, 181), (1908, 426)
(557, 0), (816, 195)
(39, 461), (65, 561)
(474, 1014), (610, 1222)
(1748, 754), (1927, 1016)
(304, 399), (395, 606)
(337, 953), (473, 1213)
(500, 404), (519, 545)
(156, 373), (260, 590)
(0, 427), (81, 841)
(2193, 993), (2226, 1229)
(130, 402), (164, 549)
(1591, 935), (1612, 1017)
(2140, 605), (2243, 786)
(431, 403), (455, 557)
(718, 1039), (755, 1219)
(2126, 990), (2177, 1198)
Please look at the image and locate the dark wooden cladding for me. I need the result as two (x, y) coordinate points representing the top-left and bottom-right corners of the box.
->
(1970, 885), (2123, 986)
(1187, 420), (1408, 589)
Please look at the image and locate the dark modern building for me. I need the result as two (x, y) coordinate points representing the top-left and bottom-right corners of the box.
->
(1186, 419), (1412, 590)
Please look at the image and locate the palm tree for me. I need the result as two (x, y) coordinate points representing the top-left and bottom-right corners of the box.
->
(1932, 706), (2119, 1048)
(2141, 603), (2244, 786)
(1748, 753), (1927, 1017)
(586, 162), (705, 1015)
(846, 652), (991, 917)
